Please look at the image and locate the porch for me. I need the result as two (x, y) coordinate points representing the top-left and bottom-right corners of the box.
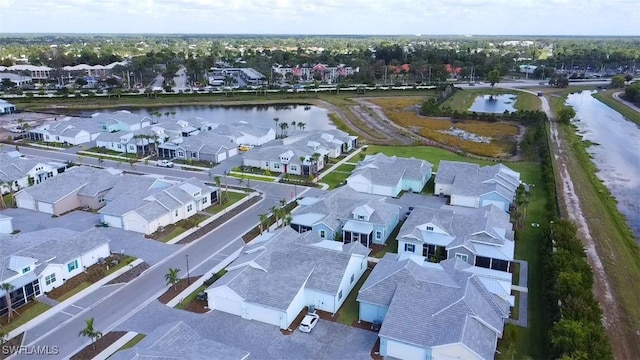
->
(342, 221), (373, 248)
(0, 273), (41, 317)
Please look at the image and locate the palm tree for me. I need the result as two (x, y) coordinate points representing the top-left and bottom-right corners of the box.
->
(259, 213), (268, 234)
(164, 112), (170, 119)
(278, 122), (287, 138)
(299, 156), (307, 176)
(170, 111), (176, 118)
(298, 122), (306, 131)
(222, 171), (230, 203)
(97, 157), (105, 167)
(291, 121), (296, 130)
(310, 153), (321, 177)
(270, 206), (279, 228)
(78, 317), (103, 349)
(1, 283), (18, 324)
(213, 176), (224, 204)
(165, 268), (181, 290)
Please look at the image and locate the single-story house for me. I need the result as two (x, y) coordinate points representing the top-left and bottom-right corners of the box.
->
(158, 132), (238, 163)
(210, 123), (276, 146)
(26, 117), (103, 146)
(0, 228), (111, 316)
(0, 151), (67, 194)
(290, 186), (401, 247)
(347, 153), (432, 197)
(435, 161), (521, 212)
(242, 141), (327, 176)
(14, 166), (120, 215)
(206, 228), (370, 329)
(357, 254), (510, 360)
(99, 176), (218, 235)
(91, 110), (152, 132)
(396, 204), (515, 272)
(95, 126), (166, 155)
(109, 321), (250, 360)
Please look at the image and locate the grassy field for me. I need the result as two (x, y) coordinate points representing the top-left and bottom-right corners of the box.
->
(592, 89), (640, 125)
(321, 163), (356, 189)
(206, 191), (248, 214)
(367, 144), (547, 359)
(442, 88), (542, 112)
(368, 97), (520, 157)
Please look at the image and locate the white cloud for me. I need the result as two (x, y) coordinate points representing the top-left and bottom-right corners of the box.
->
(0, 0), (637, 35)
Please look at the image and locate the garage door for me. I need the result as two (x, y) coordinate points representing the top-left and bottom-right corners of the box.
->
(17, 197), (35, 210)
(102, 215), (123, 229)
(213, 296), (242, 316)
(250, 306), (283, 327)
(217, 152), (227, 162)
(386, 340), (427, 359)
(37, 202), (54, 214)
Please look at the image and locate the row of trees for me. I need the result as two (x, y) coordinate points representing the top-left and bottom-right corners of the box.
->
(258, 198), (293, 235)
(624, 81), (640, 103)
(546, 220), (613, 359)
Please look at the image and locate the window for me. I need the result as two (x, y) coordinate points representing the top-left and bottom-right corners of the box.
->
(426, 226), (434, 231)
(202, 197), (208, 204)
(55, 136), (60, 141)
(290, 165), (297, 171)
(117, 144), (122, 149)
(45, 273), (56, 285)
(350, 274), (355, 284)
(358, 215), (365, 220)
(404, 243), (415, 253)
(178, 151), (184, 157)
(274, 163), (280, 169)
(455, 253), (469, 262)
(175, 210), (179, 217)
(375, 231), (382, 240)
(319, 230), (326, 238)
(98, 195), (105, 203)
(22, 266), (31, 273)
(187, 204), (193, 212)
(67, 260), (78, 272)
(338, 290), (343, 300)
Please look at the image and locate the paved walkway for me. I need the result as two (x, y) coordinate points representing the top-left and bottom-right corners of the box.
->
(507, 259), (529, 328)
(613, 91), (640, 113)
(317, 146), (366, 181)
(36, 296), (60, 308)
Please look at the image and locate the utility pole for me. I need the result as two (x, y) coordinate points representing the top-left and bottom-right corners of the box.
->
(185, 254), (190, 285)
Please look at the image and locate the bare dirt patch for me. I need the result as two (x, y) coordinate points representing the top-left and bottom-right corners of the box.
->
(0, 332), (23, 360)
(106, 262), (150, 285)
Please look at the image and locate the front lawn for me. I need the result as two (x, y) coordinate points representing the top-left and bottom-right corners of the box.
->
(321, 163), (357, 189)
(205, 191), (248, 214)
(336, 269), (372, 326)
(0, 301), (51, 333)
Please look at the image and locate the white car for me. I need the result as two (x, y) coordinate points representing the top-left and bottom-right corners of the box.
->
(298, 313), (320, 333)
(156, 160), (174, 168)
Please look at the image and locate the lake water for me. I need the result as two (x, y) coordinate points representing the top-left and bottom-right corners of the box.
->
(468, 94), (517, 113)
(73, 104), (335, 131)
(567, 90), (640, 240)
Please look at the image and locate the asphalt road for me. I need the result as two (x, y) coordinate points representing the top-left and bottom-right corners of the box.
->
(11, 147), (313, 359)
(173, 67), (189, 92)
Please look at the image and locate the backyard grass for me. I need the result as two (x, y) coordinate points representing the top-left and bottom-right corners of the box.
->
(592, 89), (640, 125)
(0, 302), (51, 333)
(365, 145), (493, 170)
(367, 144), (546, 358)
(441, 88), (541, 112)
(336, 269), (372, 326)
(205, 191), (247, 214)
(368, 97), (520, 157)
(117, 333), (146, 351)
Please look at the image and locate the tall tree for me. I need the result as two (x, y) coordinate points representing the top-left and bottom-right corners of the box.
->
(1, 283), (18, 324)
(557, 107), (577, 124)
(487, 69), (502, 87)
(78, 317), (103, 349)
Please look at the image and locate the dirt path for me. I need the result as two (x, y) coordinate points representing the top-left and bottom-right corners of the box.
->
(540, 91), (632, 359)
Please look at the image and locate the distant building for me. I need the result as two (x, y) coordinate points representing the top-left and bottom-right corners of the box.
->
(0, 65), (52, 80)
(0, 72), (32, 87)
(207, 67), (266, 86)
(0, 99), (16, 115)
(272, 64), (359, 84)
(519, 64), (537, 75)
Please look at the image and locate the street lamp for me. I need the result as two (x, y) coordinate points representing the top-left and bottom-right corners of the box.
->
(185, 254), (190, 285)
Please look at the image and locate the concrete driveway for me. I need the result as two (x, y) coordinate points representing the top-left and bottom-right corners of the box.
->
(118, 302), (378, 360)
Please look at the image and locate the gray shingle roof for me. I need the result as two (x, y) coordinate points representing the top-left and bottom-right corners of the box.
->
(435, 161), (520, 201)
(99, 176), (211, 219)
(208, 227), (369, 311)
(398, 204), (514, 259)
(109, 321), (249, 360)
(291, 186), (400, 233)
(0, 152), (65, 183)
(361, 256), (509, 359)
(16, 166), (118, 203)
(92, 110), (151, 126)
(349, 153), (432, 187)
(0, 228), (110, 281)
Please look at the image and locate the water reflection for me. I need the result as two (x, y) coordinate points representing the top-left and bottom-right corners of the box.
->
(468, 94), (517, 113)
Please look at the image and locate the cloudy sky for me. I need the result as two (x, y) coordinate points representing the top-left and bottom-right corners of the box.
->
(0, 0), (638, 35)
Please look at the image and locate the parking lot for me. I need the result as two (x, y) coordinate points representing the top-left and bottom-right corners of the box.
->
(118, 301), (378, 359)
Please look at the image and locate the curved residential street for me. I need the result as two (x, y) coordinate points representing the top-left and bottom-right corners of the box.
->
(613, 91), (640, 113)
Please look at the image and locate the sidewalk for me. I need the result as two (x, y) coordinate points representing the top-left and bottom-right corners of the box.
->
(317, 145), (367, 180)
(165, 191), (260, 244)
(7, 259), (144, 340)
(92, 331), (139, 360)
